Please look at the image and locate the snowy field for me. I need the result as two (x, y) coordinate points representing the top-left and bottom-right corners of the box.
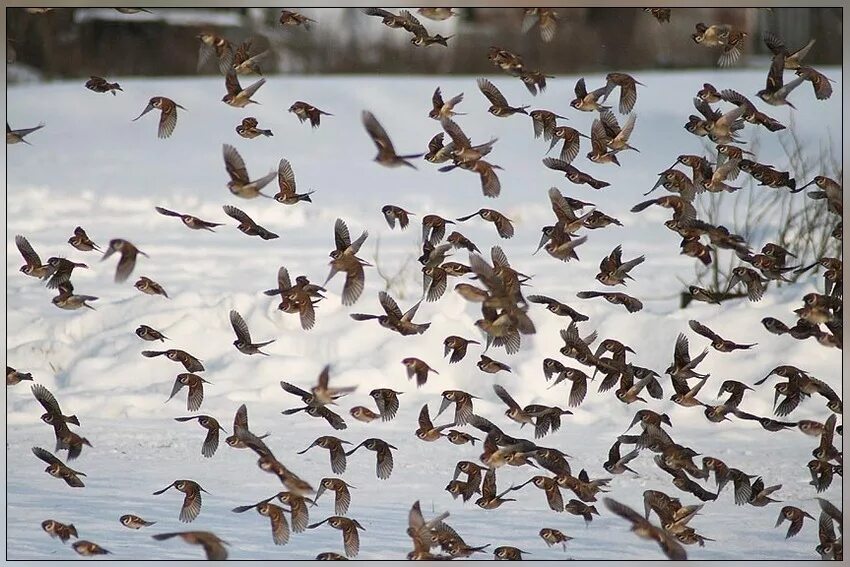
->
(6, 68), (842, 560)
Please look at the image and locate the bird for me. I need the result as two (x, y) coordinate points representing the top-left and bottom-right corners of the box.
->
(596, 245), (645, 286)
(102, 239), (147, 283)
(325, 218), (370, 306)
(576, 290), (643, 313)
(134, 324), (168, 342)
(688, 320), (756, 352)
(402, 357), (438, 387)
(475, 467), (517, 509)
(350, 291), (431, 335)
(430, 87), (465, 120)
(362, 110), (423, 168)
(232, 40), (270, 75)
(415, 404), (454, 442)
(165, 373), (210, 412)
(382, 205), (413, 230)
(222, 68), (265, 107)
(602, 72), (644, 113)
(443, 336), (480, 364)
(152, 480), (209, 523)
(369, 388), (403, 421)
(7, 366), (34, 386)
(494, 546), (528, 560)
(41, 519), (78, 542)
(316, 478), (355, 516)
(289, 101), (332, 128)
(67, 226), (101, 252)
(15, 235), (51, 279)
(477, 78), (529, 117)
(222, 205), (279, 239)
(120, 514), (156, 530)
(543, 158), (610, 190)
(85, 75), (122, 95)
(691, 23), (747, 67)
(308, 517), (365, 558)
(222, 144), (276, 198)
(132, 97), (186, 139)
(235, 116), (273, 138)
(231, 498), (291, 545)
(151, 531), (228, 560)
(44, 257), (88, 290)
(346, 438), (397, 479)
(174, 415), (226, 458)
(571, 78), (610, 111)
(7, 121), (45, 144)
(72, 541), (111, 556)
(603, 440), (640, 475)
(456, 209), (514, 239)
(539, 528), (572, 551)
(417, 8), (456, 20)
(229, 309), (275, 355)
(31, 447), (86, 487)
(142, 349), (205, 372)
(279, 9), (316, 28)
(478, 354), (511, 374)
(604, 498), (687, 560)
(155, 206), (223, 232)
(196, 32), (234, 73)
(298, 436), (351, 475)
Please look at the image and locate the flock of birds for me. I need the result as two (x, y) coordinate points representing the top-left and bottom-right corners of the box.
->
(7, 7), (843, 561)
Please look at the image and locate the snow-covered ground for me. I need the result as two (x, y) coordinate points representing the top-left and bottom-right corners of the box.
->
(6, 68), (841, 560)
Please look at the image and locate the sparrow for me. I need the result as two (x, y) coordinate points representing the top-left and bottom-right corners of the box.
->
(597, 110), (639, 153)
(748, 477), (782, 506)
(174, 415), (226, 458)
(530, 109), (567, 141)
(315, 478), (356, 517)
(443, 335), (480, 363)
(151, 532), (228, 560)
(602, 72), (644, 113)
(153, 480), (209, 523)
(42, 519), (78, 542)
(15, 235), (51, 278)
(564, 500), (599, 523)
(422, 214), (455, 245)
(402, 357), (438, 387)
(7, 121), (45, 144)
(345, 438), (397, 480)
(436, 390), (478, 426)
(236, 116), (273, 138)
(350, 291), (431, 336)
(85, 75), (122, 95)
(475, 467), (517, 509)
(283, 404), (347, 431)
(102, 238), (147, 283)
(494, 546), (528, 560)
(415, 404), (454, 442)
(688, 319), (756, 352)
(67, 226), (101, 252)
(757, 53), (814, 108)
(32, 383), (91, 460)
(72, 541), (110, 556)
(725, 266), (768, 302)
(382, 205), (413, 229)
(52, 286), (98, 311)
(165, 373), (210, 412)
(522, 8), (559, 42)
(543, 158), (610, 189)
(631, 195), (697, 224)
(716, 380), (754, 408)
(570, 78), (610, 111)
(222, 205), (278, 239)
(666, 333), (709, 383)
(547, 125), (589, 163)
(229, 309), (275, 355)
(6, 366), (33, 386)
(446, 430), (480, 446)
(477, 78), (529, 117)
(774, 506), (815, 539)
(197, 32), (234, 72)
(289, 101), (332, 128)
(44, 257), (88, 290)
(576, 290), (643, 313)
(117, 514), (156, 530)
(362, 110), (423, 168)
(32, 447), (85, 487)
(719, 90), (786, 131)
(225, 404), (270, 449)
(430, 87), (465, 120)
(603, 440), (640, 475)
(692, 23), (747, 67)
(456, 208), (514, 239)
(763, 31), (816, 70)
(349, 406), (380, 423)
(369, 389), (403, 421)
(604, 498), (687, 560)
(132, 97), (186, 139)
(279, 9), (315, 28)
(596, 245), (645, 286)
(232, 40), (270, 75)
(417, 8), (456, 20)
(308, 517), (365, 558)
(478, 354), (511, 374)
(133, 276), (168, 298)
(222, 68), (265, 107)
(539, 528), (572, 551)
(315, 552), (348, 560)
(519, 69), (554, 96)
(222, 143), (276, 198)
(142, 349), (205, 372)
(232, 499), (291, 545)
(298, 436), (351, 475)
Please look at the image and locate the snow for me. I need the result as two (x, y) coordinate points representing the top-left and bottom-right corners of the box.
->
(6, 67), (841, 560)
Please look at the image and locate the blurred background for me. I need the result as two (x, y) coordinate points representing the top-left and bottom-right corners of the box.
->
(6, 7), (842, 81)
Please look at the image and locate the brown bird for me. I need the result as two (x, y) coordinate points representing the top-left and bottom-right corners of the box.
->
(222, 205), (279, 240)
(477, 78), (529, 117)
(522, 8), (559, 42)
(280, 9), (315, 29)
(44, 257), (88, 290)
(229, 309), (275, 355)
(350, 291), (431, 336)
(7, 121), (45, 145)
(152, 531), (229, 560)
(232, 40), (270, 76)
(165, 373), (210, 412)
(7, 366), (34, 386)
(436, 390), (477, 426)
(346, 438), (397, 480)
(85, 75), (122, 95)
(602, 72), (644, 114)
(362, 110), (423, 168)
(225, 404), (270, 449)
(543, 158), (610, 190)
(32, 447), (86, 487)
(540, 528), (572, 551)
(222, 144), (276, 199)
(197, 32), (234, 73)
(478, 354), (511, 374)
(564, 499), (599, 523)
(120, 514), (156, 530)
(316, 478), (355, 516)
(298, 436), (351, 475)
(15, 235), (51, 279)
(289, 101), (332, 128)
(596, 245), (645, 286)
(135, 276), (168, 298)
(133, 97), (186, 139)
(547, 125), (589, 163)
(382, 205), (413, 230)
(308, 516), (365, 558)
(349, 406), (380, 423)
(688, 320), (756, 352)
(692, 23), (747, 67)
(273, 158), (315, 204)
(102, 238), (147, 283)
(369, 388), (403, 422)
(67, 226), (101, 252)
(232, 498), (291, 545)
(493, 546), (528, 560)
(430, 87), (465, 120)
(174, 415), (226, 458)
(443, 335), (480, 364)
(236, 116), (273, 139)
(72, 541), (111, 556)
(222, 68), (265, 107)
(153, 480), (209, 523)
(775, 506), (815, 539)
(604, 498), (687, 560)
(402, 357), (438, 387)
(42, 519), (78, 542)
(576, 290), (643, 313)
(415, 404), (454, 442)
(456, 208), (514, 239)
(476, 467), (517, 509)
(32, 384), (91, 460)
(571, 78), (610, 112)
(142, 349), (205, 372)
